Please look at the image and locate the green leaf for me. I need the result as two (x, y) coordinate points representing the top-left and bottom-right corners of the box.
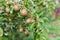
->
(0, 0), (5, 2)
(10, 5), (14, 14)
(0, 27), (3, 37)
(39, 18), (44, 23)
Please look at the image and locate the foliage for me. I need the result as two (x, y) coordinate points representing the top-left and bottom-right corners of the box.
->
(0, 0), (57, 40)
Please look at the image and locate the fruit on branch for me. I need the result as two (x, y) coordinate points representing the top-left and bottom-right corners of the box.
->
(0, 0), (56, 40)
(14, 5), (19, 11)
(19, 28), (23, 32)
(26, 18), (32, 24)
(21, 9), (27, 16)
(5, 7), (10, 13)
(24, 30), (29, 36)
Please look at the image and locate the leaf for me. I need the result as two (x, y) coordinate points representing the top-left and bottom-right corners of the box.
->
(10, 5), (14, 14)
(39, 18), (44, 23)
(0, 0), (5, 2)
(0, 37), (2, 40)
(0, 27), (3, 37)
(2, 37), (8, 40)
(28, 23), (35, 31)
